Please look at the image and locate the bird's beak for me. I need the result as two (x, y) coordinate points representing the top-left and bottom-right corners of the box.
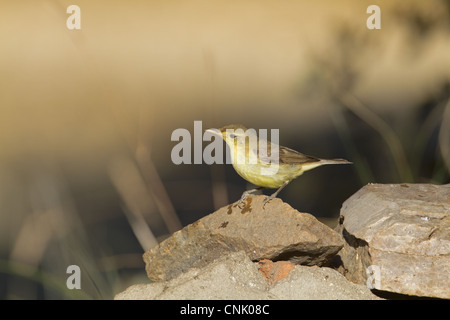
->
(205, 128), (222, 137)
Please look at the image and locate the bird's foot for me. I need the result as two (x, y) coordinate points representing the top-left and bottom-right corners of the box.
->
(262, 195), (274, 208)
(237, 187), (264, 209)
(237, 194), (248, 209)
(262, 181), (290, 209)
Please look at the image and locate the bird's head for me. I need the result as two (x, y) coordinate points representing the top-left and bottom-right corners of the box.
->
(206, 124), (255, 146)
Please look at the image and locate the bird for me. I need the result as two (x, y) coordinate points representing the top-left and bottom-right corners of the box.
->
(206, 124), (352, 207)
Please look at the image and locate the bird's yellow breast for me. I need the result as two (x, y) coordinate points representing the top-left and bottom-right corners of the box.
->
(231, 162), (304, 188)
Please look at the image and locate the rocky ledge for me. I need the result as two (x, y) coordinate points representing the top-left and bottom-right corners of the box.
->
(335, 183), (449, 299)
(116, 183), (449, 300)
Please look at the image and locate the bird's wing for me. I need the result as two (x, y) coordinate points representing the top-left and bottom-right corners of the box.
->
(257, 143), (320, 165)
(278, 146), (321, 165)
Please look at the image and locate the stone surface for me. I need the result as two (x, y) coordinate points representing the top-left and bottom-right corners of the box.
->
(116, 251), (380, 300)
(258, 259), (295, 285)
(143, 195), (343, 281)
(117, 251), (273, 300)
(269, 264), (381, 300)
(335, 183), (450, 299)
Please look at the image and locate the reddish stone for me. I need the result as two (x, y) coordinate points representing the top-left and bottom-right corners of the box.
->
(258, 259), (295, 285)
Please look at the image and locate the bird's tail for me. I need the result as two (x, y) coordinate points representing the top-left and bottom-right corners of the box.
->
(319, 158), (352, 165)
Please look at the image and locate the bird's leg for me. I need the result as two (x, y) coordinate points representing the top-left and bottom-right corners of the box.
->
(263, 180), (291, 208)
(237, 186), (265, 208)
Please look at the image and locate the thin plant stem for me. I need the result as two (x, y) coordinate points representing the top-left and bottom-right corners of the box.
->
(338, 93), (414, 182)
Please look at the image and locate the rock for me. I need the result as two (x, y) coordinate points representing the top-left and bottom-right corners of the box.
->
(117, 251), (275, 300)
(269, 265), (381, 300)
(335, 183), (450, 299)
(116, 251), (380, 300)
(143, 195), (343, 281)
(258, 259), (296, 285)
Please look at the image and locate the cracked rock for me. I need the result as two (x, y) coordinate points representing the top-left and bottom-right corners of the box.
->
(116, 251), (380, 300)
(143, 195), (343, 281)
(335, 183), (450, 299)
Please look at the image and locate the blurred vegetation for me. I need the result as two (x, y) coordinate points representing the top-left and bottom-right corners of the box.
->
(0, 0), (449, 299)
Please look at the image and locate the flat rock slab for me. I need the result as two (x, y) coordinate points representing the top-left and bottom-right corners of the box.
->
(336, 183), (450, 299)
(269, 263), (381, 300)
(144, 195), (343, 281)
(117, 251), (380, 300)
(118, 252), (272, 300)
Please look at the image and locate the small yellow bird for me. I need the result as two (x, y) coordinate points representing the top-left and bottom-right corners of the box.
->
(206, 124), (352, 207)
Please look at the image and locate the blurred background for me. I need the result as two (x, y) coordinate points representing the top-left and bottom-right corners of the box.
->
(0, 0), (449, 299)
